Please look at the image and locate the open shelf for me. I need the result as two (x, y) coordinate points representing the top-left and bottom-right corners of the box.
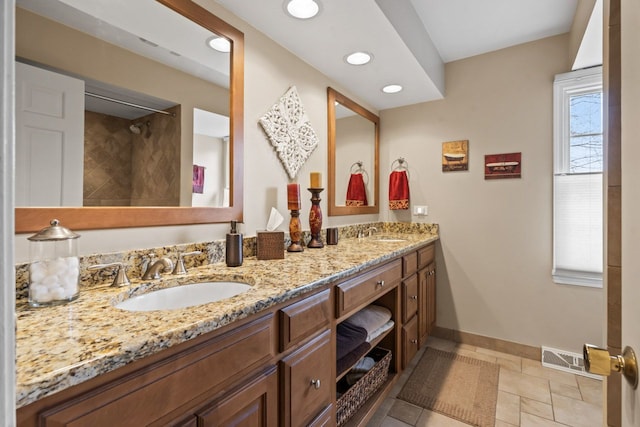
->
(336, 324), (394, 382)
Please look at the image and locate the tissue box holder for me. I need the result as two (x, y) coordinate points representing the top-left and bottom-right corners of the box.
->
(256, 231), (285, 260)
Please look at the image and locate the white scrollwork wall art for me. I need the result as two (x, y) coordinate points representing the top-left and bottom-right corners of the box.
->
(259, 86), (319, 179)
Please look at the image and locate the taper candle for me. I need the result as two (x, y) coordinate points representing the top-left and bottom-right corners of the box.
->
(287, 183), (301, 210)
(310, 172), (322, 188)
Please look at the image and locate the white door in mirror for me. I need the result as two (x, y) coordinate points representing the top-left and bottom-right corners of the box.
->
(115, 282), (251, 312)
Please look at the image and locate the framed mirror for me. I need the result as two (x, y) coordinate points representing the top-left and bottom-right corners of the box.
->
(327, 87), (379, 216)
(14, 0), (244, 232)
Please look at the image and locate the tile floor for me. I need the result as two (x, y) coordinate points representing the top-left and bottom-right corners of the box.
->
(368, 337), (603, 427)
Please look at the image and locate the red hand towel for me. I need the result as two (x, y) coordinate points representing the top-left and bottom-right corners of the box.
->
(389, 170), (409, 210)
(192, 165), (205, 194)
(346, 173), (368, 206)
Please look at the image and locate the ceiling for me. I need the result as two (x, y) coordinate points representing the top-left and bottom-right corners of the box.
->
(214, 0), (597, 111)
(17, 0), (600, 115)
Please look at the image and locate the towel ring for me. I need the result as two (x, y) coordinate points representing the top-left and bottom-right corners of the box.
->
(391, 157), (410, 179)
(349, 161), (369, 185)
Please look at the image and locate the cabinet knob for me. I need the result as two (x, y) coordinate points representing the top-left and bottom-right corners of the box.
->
(376, 280), (385, 287)
(310, 379), (321, 389)
(411, 339), (418, 344)
(410, 295), (418, 300)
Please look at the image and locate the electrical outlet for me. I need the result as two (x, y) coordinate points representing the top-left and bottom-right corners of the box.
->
(413, 205), (428, 216)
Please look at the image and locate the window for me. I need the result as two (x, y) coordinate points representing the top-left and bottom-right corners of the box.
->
(553, 67), (603, 287)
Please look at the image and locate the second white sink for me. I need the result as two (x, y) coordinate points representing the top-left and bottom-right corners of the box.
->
(115, 281), (251, 312)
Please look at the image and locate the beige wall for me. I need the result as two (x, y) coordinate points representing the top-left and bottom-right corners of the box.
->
(379, 34), (603, 351)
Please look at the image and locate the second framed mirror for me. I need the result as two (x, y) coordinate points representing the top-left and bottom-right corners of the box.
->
(327, 87), (379, 216)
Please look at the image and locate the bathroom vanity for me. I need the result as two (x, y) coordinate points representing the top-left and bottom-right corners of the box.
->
(15, 227), (438, 426)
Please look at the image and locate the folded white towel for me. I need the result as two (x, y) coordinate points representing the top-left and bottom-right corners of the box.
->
(344, 305), (392, 337)
(366, 320), (394, 343)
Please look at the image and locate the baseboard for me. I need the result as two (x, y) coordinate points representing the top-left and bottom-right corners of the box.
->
(431, 326), (541, 361)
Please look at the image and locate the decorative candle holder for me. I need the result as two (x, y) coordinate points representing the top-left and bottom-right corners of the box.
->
(287, 209), (304, 252)
(307, 188), (324, 248)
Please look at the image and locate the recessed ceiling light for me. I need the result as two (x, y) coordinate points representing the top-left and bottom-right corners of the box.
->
(345, 51), (372, 65)
(206, 36), (231, 53)
(286, 0), (320, 19)
(382, 84), (403, 94)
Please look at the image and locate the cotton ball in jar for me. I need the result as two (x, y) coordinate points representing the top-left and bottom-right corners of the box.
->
(41, 274), (60, 289)
(29, 261), (47, 283)
(50, 258), (68, 276)
(66, 257), (79, 269)
(29, 284), (46, 299)
(49, 286), (67, 300)
(33, 288), (53, 303)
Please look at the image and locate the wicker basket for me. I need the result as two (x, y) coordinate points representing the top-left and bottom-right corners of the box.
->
(336, 347), (391, 426)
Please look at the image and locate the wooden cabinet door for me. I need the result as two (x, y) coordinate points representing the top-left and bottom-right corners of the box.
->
(426, 263), (436, 336)
(280, 330), (333, 427)
(418, 267), (429, 346)
(402, 274), (418, 324)
(418, 263), (436, 347)
(197, 367), (278, 427)
(307, 404), (334, 427)
(402, 315), (419, 369)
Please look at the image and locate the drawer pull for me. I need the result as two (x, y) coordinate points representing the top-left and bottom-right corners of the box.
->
(411, 339), (418, 344)
(410, 295), (418, 300)
(376, 280), (385, 287)
(310, 379), (321, 389)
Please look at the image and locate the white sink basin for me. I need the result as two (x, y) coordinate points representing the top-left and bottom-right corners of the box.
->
(115, 281), (251, 312)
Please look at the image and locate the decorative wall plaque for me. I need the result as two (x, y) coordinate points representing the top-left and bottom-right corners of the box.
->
(259, 86), (319, 179)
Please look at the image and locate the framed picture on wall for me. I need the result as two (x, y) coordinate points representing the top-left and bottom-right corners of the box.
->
(442, 140), (469, 172)
(484, 152), (522, 179)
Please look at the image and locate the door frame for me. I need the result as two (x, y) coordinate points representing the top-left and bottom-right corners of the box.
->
(0, 0), (16, 424)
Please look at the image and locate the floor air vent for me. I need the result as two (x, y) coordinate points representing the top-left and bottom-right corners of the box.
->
(541, 346), (602, 380)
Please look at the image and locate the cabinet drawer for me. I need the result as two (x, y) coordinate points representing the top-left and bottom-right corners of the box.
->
(196, 366), (278, 426)
(279, 289), (331, 351)
(418, 244), (435, 268)
(402, 274), (418, 323)
(402, 251), (418, 277)
(402, 315), (419, 369)
(336, 260), (402, 318)
(280, 330), (333, 427)
(39, 314), (275, 426)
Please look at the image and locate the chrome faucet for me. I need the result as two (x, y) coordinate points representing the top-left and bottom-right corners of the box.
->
(172, 251), (202, 275)
(366, 226), (378, 237)
(88, 262), (131, 287)
(142, 257), (174, 280)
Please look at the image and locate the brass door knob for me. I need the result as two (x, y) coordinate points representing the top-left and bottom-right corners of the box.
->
(583, 344), (638, 389)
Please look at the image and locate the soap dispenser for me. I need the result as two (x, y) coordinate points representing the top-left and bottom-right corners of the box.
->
(226, 220), (243, 267)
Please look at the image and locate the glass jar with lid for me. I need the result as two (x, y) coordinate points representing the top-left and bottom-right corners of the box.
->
(28, 219), (80, 307)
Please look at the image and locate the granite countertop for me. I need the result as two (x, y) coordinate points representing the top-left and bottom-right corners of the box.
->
(15, 231), (438, 408)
